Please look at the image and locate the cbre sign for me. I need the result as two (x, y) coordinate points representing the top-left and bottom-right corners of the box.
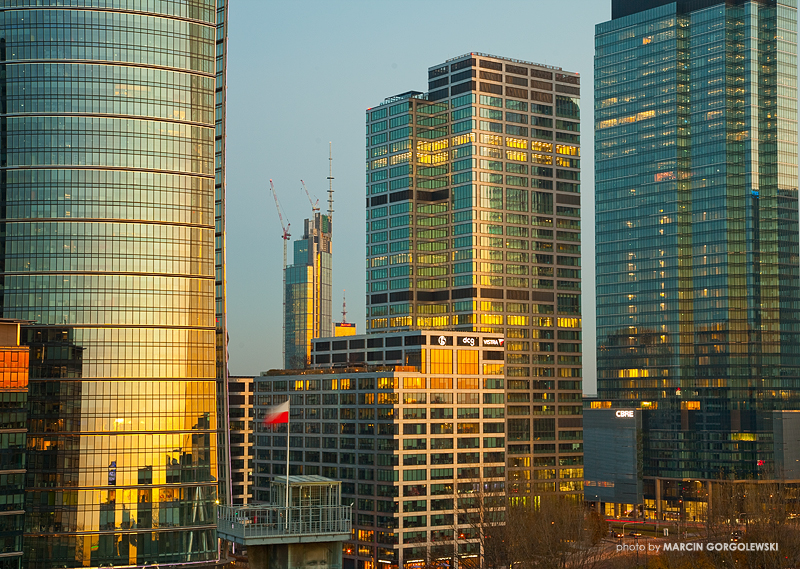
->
(615, 410), (634, 418)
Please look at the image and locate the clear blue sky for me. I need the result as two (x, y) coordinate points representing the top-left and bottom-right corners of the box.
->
(225, 0), (611, 393)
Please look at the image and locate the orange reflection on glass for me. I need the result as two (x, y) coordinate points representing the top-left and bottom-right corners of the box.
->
(0, 349), (28, 389)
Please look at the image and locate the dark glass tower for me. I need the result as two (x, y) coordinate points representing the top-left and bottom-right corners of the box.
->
(596, 0), (799, 483)
(0, 1), (226, 566)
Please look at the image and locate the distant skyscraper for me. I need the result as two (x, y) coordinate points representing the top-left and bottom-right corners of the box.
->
(285, 212), (333, 368)
(366, 53), (584, 501)
(591, 0), (799, 518)
(1, 1), (227, 566)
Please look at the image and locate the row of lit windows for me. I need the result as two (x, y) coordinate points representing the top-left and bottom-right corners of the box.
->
(370, 316), (581, 329)
(370, 214), (581, 235)
(371, 261), (578, 278)
(370, 275), (579, 292)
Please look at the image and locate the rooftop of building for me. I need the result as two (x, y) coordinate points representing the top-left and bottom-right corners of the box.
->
(309, 329), (503, 343)
(263, 365), (421, 376)
(376, 90), (426, 107)
(437, 51), (565, 72)
(612, 0), (777, 19)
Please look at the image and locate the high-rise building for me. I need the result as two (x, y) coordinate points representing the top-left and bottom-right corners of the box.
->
(0, 319), (30, 569)
(215, 0), (233, 511)
(1, 1), (227, 566)
(590, 0), (799, 519)
(228, 376), (255, 506)
(365, 53), (584, 502)
(285, 212), (333, 368)
(255, 330), (508, 569)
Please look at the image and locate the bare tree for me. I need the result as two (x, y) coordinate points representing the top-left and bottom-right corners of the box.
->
(448, 490), (605, 569)
(452, 478), (507, 569)
(653, 481), (800, 569)
(504, 496), (605, 569)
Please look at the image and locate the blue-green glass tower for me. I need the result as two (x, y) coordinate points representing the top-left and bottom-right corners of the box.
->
(595, 0), (799, 492)
(0, 0), (227, 566)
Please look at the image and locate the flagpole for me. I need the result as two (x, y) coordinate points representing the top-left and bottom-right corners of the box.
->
(285, 402), (290, 531)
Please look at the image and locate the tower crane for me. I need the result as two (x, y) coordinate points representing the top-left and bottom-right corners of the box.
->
(300, 179), (320, 212)
(269, 179), (291, 366)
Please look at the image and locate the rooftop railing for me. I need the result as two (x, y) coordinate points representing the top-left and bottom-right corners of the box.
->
(217, 504), (352, 544)
(441, 51), (564, 71)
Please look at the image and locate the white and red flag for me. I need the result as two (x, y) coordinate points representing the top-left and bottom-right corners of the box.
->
(264, 401), (290, 425)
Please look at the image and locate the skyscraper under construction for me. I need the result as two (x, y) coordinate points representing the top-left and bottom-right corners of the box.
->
(285, 211), (333, 368)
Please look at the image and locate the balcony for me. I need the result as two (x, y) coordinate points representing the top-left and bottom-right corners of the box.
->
(217, 503), (352, 545)
(217, 475), (352, 546)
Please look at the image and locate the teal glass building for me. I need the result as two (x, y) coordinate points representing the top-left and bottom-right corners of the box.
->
(0, 0), (227, 566)
(594, 0), (799, 514)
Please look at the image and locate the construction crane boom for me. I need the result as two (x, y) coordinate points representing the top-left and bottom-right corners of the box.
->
(270, 179), (291, 242)
(300, 179), (320, 212)
(269, 179), (291, 367)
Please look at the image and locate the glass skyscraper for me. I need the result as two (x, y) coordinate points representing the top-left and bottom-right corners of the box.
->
(594, 0), (799, 509)
(0, 0), (227, 566)
(285, 212), (333, 369)
(366, 53), (584, 502)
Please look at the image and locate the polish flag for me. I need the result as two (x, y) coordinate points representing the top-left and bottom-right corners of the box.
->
(264, 401), (290, 425)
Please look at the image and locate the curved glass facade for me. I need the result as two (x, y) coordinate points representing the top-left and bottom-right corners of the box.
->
(0, 1), (222, 566)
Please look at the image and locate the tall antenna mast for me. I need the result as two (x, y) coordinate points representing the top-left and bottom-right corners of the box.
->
(327, 142), (334, 219)
(341, 289), (347, 324)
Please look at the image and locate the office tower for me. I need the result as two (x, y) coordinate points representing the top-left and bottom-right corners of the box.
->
(0, 320), (30, 569)
(215, 0), (232, 509)
(366, 53), (584, 502)
(285, 212), (333, 368)
(1, 1), (227, 566)
(255, 330), (507, 569)
(228, 376), (255, 505)
(591, 0), (799, 518)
